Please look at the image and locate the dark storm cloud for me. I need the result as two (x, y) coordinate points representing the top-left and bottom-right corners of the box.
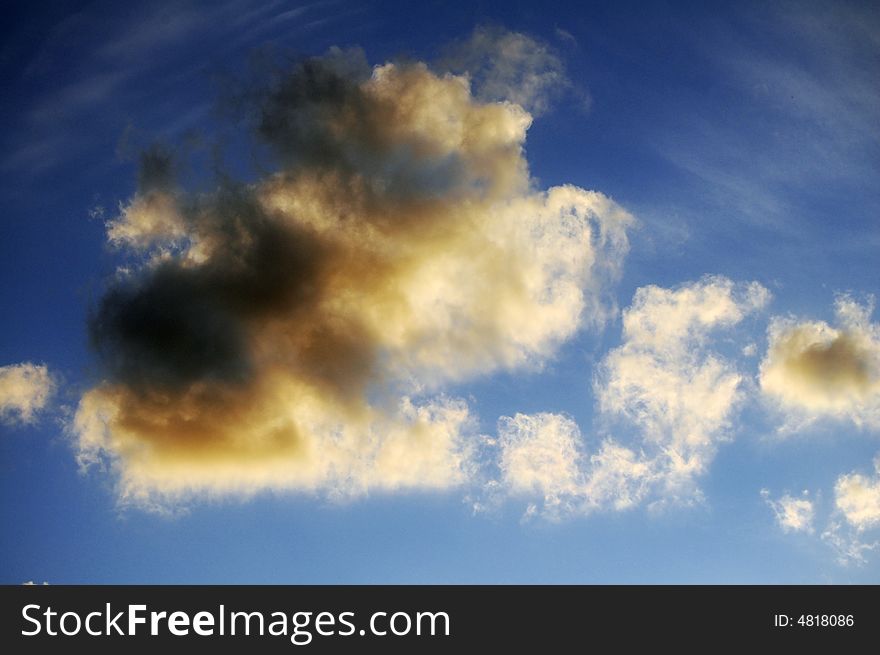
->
(136, 144), (177, 193)
(73, 31), (632, 505)
(91, 181), (379, 399)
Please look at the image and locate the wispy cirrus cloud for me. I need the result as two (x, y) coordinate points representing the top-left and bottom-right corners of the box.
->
(2, 1), (349, 177)
(651, 1), (880, 240)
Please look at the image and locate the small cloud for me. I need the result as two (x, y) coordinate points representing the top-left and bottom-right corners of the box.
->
(759, 295), (880, 430)
(834, 456), (880, 531)
(0, 363), (56, 426)
(814, 455), (880, 566)
(822, 520), (879, 566)
(762, 488), (815, 533)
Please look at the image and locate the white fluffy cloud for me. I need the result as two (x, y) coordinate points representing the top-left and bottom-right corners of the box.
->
(490, 276), (769, 518)
(496, 413), (585, 505)
(594, 276), (770, 503)
(761, 489), (814, 533)
(0, 363), (55, 426)
(490, 413), (650, 519)
(492, 412), (652, 519)
(760, 296), (880, 430)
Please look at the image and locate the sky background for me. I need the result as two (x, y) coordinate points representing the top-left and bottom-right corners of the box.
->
(2, 0), (879, 583)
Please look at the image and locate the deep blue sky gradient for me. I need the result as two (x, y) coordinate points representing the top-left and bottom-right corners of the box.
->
(1, 0), (878, 582)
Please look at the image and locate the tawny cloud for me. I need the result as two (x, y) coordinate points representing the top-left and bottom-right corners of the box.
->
(75, 36), (632, 507)
(760, 296), (880, 429)
(0, 363), (55, 426)
(490, 276), (769, 518)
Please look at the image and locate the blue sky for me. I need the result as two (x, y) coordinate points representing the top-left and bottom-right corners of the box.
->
(2, 0), (879, 583)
